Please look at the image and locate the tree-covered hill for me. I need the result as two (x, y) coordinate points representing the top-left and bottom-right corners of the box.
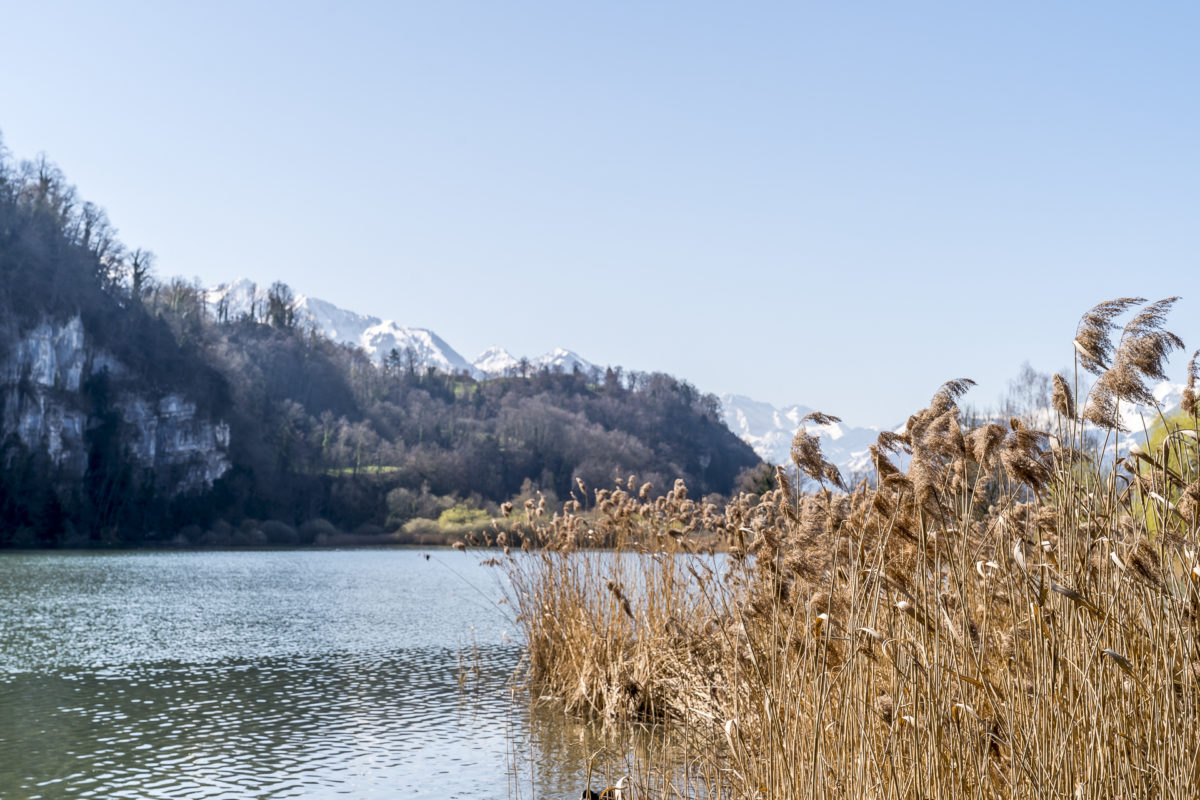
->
(0, 139), (761, 546)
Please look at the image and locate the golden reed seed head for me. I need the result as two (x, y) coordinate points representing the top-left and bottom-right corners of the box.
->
(1124, 330), (1184, 383)
(801, 411), (842, 426)
(876, 430), (909, 454)
(1083, 384), (1125, 431)
(932, 378), (976, 409)
(776, 465), (794, 501)
(967, 423), (1007, 467)
(1184, 349), (1199, 417)
(1097, 359), (1156, 407)
(1125, 296), (1180, 341)
(869, 444), (899, 479)
(791, 428), (826, 484)
(1052, 373), (1075, 419)
(824, 463), (848, 491)
(1074, 297), (1145, 375)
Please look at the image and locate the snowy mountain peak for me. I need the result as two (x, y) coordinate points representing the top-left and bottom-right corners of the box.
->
(471, 346), (596, 378)
(205, 279), (476, 375)
(472, 347), (519, 378)
(361, 323), (476, 375)
(722, 382), (1190, 480)
(535, 348), (594, 375)
(468, 347), (520, 379)
(204, 280), (599, 382)
(720, 394), (879, 477)
(204, 278), (260, 320)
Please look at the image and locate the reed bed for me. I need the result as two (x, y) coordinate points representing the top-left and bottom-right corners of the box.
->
(495, 297), (1200, 799)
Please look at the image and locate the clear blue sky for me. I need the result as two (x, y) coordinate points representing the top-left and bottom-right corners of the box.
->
(2, 1), (1197, 426)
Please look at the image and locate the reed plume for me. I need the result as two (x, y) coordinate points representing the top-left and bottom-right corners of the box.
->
(1073, 296), (1144, 375)
(1051, 373), (1074, 418)
(801, 411), (842, 426)
(506, 295), (1200, 800)
(1083, 380), (1124, 430)
(790, 421), (847, 490)
(1184, 349), (1198, 418)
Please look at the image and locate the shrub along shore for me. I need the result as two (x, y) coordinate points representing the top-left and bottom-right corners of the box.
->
(487, 298), (1200, 799)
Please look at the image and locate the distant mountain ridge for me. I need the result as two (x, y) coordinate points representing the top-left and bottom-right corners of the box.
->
(718, 394), (883, 477)
(204, 279), (597, 380)
(226, 278), (888, 475)
(205, 280), (1189, 480)
(723, 381), (1189, 478)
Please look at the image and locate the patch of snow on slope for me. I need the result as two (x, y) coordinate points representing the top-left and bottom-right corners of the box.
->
(204, 278), (262, 320)
(534, 348), (595, 375)
(1115, 382), (1186, 436)
(205, 280), (477, 375)
(720, 394), (880, 479)
(722, 381), (1191, 482)
(360, 323), (476, 375)
(472, 347), (520, 377)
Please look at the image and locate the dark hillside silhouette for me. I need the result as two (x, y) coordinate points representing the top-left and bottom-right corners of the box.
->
(0, 139), (761, 546)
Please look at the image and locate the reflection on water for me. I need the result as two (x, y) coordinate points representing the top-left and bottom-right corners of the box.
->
(0, 549), (671, 800)
(510, 699), (712, 800)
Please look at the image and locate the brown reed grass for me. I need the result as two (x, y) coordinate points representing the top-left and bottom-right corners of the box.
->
(498, 297), (1200, 799)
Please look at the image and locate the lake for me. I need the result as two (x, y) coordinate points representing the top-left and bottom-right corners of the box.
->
(0, 549), (625, 799)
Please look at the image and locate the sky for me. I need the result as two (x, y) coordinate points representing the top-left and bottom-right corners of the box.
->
(1, 1), (1197, 426)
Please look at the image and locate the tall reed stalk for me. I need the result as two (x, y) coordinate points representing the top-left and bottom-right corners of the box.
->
(496, 298), (1200, 799)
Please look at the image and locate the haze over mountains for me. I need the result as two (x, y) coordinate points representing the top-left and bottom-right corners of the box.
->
(206, 279), (1189, 477)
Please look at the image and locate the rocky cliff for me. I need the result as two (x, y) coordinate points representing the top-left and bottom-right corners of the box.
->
(1, 315), (230, 495)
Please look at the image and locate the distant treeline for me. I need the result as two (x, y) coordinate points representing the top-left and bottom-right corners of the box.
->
(0, 138), (762, 547)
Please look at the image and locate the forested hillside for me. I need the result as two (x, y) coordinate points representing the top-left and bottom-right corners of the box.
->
(0, 141), (761, 547)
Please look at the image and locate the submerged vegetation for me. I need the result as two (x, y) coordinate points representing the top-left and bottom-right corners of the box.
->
(495, 297), (1200, 799)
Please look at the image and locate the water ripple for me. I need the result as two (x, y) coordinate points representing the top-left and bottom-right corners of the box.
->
(0, 550), (678, 799)
(1, 646), (525, 799)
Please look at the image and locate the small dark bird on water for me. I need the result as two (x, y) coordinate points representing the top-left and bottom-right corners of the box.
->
(579, 778), (628, 799)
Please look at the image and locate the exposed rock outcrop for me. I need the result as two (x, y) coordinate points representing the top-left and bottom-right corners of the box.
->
(1, 315), (230, 494)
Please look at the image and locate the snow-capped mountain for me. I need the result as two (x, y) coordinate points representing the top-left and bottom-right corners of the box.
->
(723, 381), (1190, 479)
(534, 348), (595, 375)
(471, 346), (597, 378)
(205, 279), (477, 375)
(471, 346), (519, 377)
(205, 279), (596, 380)
(719, 394), (883, 477)
(205, 280), (1190, 479)
(1117, 381), (1186, 436)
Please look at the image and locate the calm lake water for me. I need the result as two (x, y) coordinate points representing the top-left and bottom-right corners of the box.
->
(0, 549), (624, 799)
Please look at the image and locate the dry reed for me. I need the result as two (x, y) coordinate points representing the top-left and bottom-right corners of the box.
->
(498, 297), (1200, 799)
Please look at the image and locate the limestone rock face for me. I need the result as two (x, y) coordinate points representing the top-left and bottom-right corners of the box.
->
(1, 315), (230, 494)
